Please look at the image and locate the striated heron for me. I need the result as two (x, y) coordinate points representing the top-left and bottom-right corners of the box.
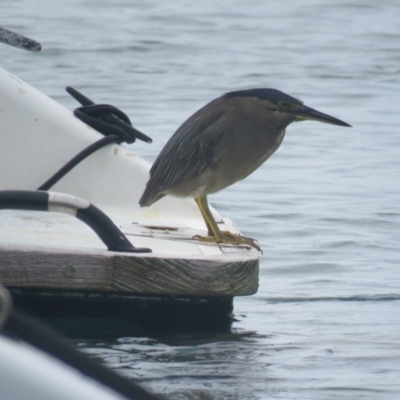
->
(139, 89), (351, 251)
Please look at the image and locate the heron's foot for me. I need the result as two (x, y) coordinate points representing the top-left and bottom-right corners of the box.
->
(193, 231), (262, 252)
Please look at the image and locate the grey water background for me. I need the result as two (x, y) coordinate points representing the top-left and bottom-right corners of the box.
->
(2, 0), (400, 398)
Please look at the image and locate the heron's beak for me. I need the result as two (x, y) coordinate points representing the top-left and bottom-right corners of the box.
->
(292, 105), (352, 127)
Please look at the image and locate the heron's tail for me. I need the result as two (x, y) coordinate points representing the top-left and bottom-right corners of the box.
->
(139, 185), (165, 207)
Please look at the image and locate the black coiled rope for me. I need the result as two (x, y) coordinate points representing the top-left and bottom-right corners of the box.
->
(37, 87), (152, 191)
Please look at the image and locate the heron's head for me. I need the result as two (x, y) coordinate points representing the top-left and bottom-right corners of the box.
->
(225, 88), (351, 127)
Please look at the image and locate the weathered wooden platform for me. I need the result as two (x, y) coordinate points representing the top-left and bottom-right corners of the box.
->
(0, 210), (259, 317)
(1, 245), (258, 296)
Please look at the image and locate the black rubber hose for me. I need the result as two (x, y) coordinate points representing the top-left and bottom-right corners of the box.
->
(0, 190), (151, 253)
(37, 135), (119, 191)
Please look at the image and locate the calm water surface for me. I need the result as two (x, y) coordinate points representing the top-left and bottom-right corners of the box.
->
(2, 1), (400, 399)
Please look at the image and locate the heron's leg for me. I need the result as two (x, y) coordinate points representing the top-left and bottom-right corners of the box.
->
(194, 196), (261, 251)
(194, 196), (224, 240)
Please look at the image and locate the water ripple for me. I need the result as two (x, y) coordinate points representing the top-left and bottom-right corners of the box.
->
(2, 0), (400, 399)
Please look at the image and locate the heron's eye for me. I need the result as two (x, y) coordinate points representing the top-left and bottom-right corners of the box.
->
(279, 101), (289, 108)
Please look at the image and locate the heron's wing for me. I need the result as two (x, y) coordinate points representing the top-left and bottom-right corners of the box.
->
(144, 102), (226, 199)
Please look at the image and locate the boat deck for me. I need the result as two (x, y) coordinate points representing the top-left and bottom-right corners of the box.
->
(0, 210), (258, 317)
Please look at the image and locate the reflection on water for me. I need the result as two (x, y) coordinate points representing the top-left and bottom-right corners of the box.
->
(2, 0), (400, 398)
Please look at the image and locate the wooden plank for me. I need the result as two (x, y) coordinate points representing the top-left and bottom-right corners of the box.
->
(0, 248), (258, 296)
(112, 255), (258, 296)
(0, 249), (113, 290)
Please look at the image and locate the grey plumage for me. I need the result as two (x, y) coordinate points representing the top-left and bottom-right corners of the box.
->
(139, 88), (350, 250)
